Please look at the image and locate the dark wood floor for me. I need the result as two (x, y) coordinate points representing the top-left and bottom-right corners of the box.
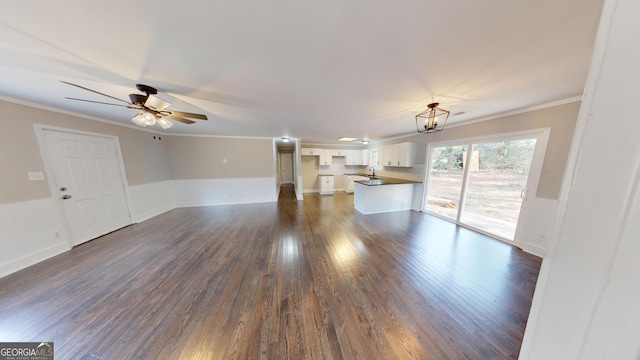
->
(0, 184), (541, 359)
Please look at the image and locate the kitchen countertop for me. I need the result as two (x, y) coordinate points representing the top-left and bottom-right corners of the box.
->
(354, 175), (422, 186)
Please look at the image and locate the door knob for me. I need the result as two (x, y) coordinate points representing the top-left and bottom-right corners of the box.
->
(61, 195), (72, 200)
(59, 187), (67, 191)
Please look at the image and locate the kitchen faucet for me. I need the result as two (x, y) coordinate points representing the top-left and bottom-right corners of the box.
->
(369, 166), (376, 179)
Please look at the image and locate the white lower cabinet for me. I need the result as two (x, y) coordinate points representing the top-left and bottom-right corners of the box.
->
(344, 175), (369, 193)
(319, 175), (334, 195)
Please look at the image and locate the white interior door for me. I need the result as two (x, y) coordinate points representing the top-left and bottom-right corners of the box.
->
(279, 152), (294, 184)
(43, 129), (131, 246)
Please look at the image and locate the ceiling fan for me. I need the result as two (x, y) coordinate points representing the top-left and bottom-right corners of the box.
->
(61, 81), (208, 129)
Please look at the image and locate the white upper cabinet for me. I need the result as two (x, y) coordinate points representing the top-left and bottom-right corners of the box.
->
(352, 150), (362, 165)
(397, 142), (416, 167)
(380, 145), (393, 166)
(344, 149), (369, 166)
(319, 149), (332, 165)
(345, 150), (355, 165)
(301, 148), (321, 156)
(381, 142), (415, 167)
(361, 149), (370, 166)
(302, 147), (369, 166)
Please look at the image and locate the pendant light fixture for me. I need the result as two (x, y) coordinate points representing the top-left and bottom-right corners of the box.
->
(415, 102), (449, 133)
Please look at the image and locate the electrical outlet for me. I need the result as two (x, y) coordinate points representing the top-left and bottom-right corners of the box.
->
(28, 172), (45, 181)
(53, 231), (60, 238)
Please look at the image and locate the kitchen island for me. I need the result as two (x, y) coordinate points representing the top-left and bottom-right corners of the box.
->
(353, 176), (422, 214)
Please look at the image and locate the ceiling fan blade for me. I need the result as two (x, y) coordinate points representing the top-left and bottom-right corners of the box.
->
(65, 97), (138, 108)
(60, 81), (132, 105)
(144, 95), (171, 111)
(165, 110), (208, 120)
(167, 116), (196, 124)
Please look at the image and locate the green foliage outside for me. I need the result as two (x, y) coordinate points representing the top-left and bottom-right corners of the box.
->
(431, 140), (535, 173)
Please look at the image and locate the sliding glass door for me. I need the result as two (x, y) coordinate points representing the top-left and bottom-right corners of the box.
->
(459, 139), (536, 240)
(425, 145), (468, 220)
(424, 131), (547, 243)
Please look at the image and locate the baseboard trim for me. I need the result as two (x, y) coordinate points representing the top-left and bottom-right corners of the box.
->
(133, 204), (175, 223)
(0, 242), (70, 279)
(522, 244), (546, 258)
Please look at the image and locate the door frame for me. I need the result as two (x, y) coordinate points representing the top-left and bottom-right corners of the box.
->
(421, 127), (551, 248)
(278, 150), (295, 184)
(34, 124), (134, 247)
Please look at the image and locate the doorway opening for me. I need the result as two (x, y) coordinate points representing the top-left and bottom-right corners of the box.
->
(278, 151), (294, 185)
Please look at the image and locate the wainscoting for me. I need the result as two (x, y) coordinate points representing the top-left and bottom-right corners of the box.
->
(0, 186), (541, 358)
(0, 198), (69, 277)
(0, 177), (278, 278)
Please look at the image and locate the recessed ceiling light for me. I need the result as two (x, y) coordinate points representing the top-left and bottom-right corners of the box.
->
(361, 140), (370, 144)
(281, 137), (290, 142)
(338, 137), (357, 142)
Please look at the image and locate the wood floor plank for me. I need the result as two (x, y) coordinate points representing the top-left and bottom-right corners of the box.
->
(0, 184), (541, 359)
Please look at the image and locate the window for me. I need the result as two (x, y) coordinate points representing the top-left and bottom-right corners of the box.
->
(371, 149), (380, 168)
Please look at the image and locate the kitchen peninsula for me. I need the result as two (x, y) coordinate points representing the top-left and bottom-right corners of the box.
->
(353, 176), (422, 214)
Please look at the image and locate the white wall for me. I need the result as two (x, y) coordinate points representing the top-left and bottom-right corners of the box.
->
(520, 0), (640, 358)
(128, 180), (175, 223)
(0, 199), (70, 277)
(172, 177), (277, 207)
(516, 198), (557, 257)
(0, 177), (277, 278)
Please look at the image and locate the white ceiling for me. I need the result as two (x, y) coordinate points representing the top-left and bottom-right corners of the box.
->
(0, 1), (603, 145)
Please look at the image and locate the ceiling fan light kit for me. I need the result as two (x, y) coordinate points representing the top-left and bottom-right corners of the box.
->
(132, 111), (157, 127)
(157, 117), (174, 129)
(61, 81), (207, 130)
(415, 102), (449, 134)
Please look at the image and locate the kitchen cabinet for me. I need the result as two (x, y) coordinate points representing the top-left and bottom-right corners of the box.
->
(344, 175), (368, 193)
(397, 142), (416, 167)
(352, 150), (362, 165)
(345, 150), (356, 165)
(380, 145), (394, 166)
(301, 148), (321, 156)
(319, 175), (334, 195)
(354, 182), (417, 214)
(381, 142), (416, 167)
(331, 149), (347, 157)
(319, 150), (332, 165)
(344, 149), (369, 166)
(361, 149), (370, 166)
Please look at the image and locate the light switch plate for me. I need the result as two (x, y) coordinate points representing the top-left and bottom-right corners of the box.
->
(28, 171), (45, 181)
